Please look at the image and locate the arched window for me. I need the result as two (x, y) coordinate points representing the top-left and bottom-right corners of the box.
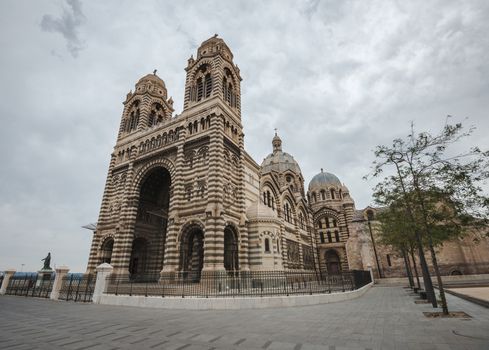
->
(335, 231), (340, 242)
(321, 190), (325, 200)
(263, 192), (267, 205)
(100, 238), (114, 264)
(299, 212), (305, 229)
(148, 111), (155, 127)
(264, 238), (270, 253)
(222, 68), (237, 108)
(338, 189), (342, 199)
(366, 210), (375, 221)
(267, 191), (271, 207)
(312, 193), (317, 203)
(196, 77), (203, 101)
(148, 103), (165, 127)
(204, 74), (212, 98)
(330, 189), (335, 199)
(126, 100), (140, 133)
(320, 232), (325, 243)
(192, 65), (212, 102)
(327, 231), (332, 243)
(284, 202), (292, 223)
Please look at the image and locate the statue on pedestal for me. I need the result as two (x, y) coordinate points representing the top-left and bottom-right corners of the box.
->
(41, 252), (52, 270)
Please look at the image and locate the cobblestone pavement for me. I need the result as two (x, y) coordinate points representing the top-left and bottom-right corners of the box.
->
(1, 286), (489, 350)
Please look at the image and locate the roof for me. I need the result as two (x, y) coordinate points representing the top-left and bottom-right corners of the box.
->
(308, 169), (341, 190)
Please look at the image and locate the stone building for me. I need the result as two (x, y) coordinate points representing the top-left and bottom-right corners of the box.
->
(347, 207), (489, 278)
(86, 35), (489, 279)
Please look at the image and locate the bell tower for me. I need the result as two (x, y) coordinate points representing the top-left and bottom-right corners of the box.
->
(117, 72), (174, 141)
(183, 34), (242, 119)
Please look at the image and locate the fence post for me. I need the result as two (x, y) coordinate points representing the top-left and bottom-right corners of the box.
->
(0, 269), (16, 295)
(50, 266), (69, 300)
(367, 265), (375, 285)
(93, 263), (113, 304)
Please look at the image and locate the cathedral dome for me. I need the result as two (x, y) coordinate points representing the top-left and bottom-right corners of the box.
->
(134, 71), (168, 99)
(246, 201), (278, 221)
(308, 169), (341, 190)
(137, 73), (166, 89)
(197, 34), (234, 61)
(261, 132), (302, 175)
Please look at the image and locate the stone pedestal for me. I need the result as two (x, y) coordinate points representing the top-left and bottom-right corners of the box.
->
(0, 269), (16, 295)
(36, 269), (54, 287)
(93, 263), (114, 304)
(50, 266), (70, 300)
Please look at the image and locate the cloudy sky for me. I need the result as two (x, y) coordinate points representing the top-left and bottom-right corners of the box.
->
(1, 0), (488, 272)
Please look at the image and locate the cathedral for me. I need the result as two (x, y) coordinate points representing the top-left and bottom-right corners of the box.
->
(86, 35), (489, 280)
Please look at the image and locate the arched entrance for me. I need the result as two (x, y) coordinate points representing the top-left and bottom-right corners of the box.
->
(179, 227), (204, 282)
(100, 238), (114, 264)
(224, 226), (239, 271)
(135, 166), (171, 275)
(325, 250), (341, 274)
(129, 237), (148, 278)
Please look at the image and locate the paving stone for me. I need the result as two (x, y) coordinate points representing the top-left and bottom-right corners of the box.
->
(1, 287), (489, 350)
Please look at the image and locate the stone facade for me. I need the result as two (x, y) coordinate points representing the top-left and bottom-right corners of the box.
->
(86, 35), (489, 278)
(347, 207), (489, 278)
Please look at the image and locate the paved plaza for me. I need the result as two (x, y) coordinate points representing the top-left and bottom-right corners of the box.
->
(448, 287), (489, 302)
(1, 286), (489, 350)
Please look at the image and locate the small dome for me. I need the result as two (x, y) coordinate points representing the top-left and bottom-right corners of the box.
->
(134, 72), (168, 99)
(197, 34), (234, 61)
(137, 73), (166, 89)
(261, 132), (302, 175)
(309, 169), (341, 190)
(246, 201), (278, 220)
(261, 152), (302, 174)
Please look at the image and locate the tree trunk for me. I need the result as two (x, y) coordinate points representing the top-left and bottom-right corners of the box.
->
(393, 160), (437, 308)
(409, 248), (421, 290)
(411, 177), (448, 314)
(427, 239), (449, 314)
(402, 248), (414, 288)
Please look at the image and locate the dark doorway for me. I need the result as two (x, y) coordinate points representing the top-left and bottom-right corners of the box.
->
(224, 226), (239, 271)
(180, 227), (204, 282)
(100, 238), (114, 264)
(135, 166), (171, 275)
(129, 237), (148, 277)
(325, 250), (341, 274)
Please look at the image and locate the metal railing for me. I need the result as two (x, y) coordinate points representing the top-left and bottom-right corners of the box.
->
(106, 270), (371, 298)
(5, 273), (55, 298)
(58, 274), (95, 302)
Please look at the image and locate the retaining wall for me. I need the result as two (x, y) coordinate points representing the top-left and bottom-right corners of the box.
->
(99, 282), (373, 310)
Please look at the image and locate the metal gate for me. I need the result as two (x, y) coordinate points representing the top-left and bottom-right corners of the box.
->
(6, 273), (54, 298)
(58, 274), (95, 302)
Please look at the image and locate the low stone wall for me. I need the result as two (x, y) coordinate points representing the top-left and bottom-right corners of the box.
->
(98, 282), (373, 310)
(376, 274), (489, 285)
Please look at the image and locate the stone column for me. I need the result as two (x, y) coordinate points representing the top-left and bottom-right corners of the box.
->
(92, 263), (114, 304)
(49, 266), (70, 300)
(162, 131), (186, 273)
(0, 269), (16, 295)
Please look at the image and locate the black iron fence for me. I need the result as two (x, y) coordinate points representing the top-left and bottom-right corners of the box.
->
(5, 273), (55, 298)
(58, 274), (95, 302)
(106, 270), (372, 298)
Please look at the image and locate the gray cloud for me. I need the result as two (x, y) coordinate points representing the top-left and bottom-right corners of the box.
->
(41, 0), (86, 57)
